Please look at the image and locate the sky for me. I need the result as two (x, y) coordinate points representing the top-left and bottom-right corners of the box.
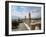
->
(11, 5), (41, 20)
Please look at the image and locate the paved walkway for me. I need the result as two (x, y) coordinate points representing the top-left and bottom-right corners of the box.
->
(12, 23), (28, 31)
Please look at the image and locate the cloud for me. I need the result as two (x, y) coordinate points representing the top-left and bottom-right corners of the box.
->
(11, 5), (41, 19)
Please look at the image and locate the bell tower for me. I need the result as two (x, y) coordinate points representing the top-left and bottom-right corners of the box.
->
(29, 12), (31, 20)
(29, 12), (31, 26)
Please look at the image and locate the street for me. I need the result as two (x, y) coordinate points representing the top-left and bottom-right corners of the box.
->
(12, 19), (41, 31)
(12, 22), (28, 31)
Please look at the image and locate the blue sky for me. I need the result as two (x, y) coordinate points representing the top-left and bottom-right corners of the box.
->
(11, 5), (41, 20)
